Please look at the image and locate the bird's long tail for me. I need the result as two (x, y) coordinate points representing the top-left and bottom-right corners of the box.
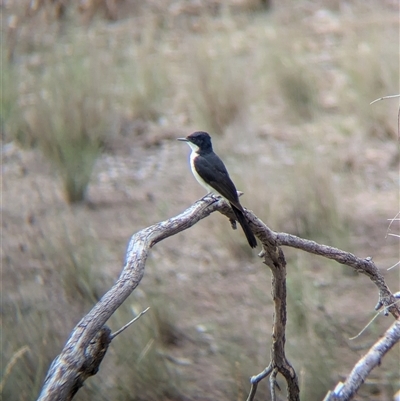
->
(231, 205), (257, 248)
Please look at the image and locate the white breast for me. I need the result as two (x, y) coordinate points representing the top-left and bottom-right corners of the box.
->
(189, 149), (217, 194)
(185, 141), (221, 195)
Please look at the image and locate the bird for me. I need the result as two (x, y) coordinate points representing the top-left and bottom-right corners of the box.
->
(178, 131), (257, 248)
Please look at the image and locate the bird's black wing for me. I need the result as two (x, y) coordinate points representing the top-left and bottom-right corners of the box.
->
(194, 152), (241, 207)
(195, 151), (257, 248)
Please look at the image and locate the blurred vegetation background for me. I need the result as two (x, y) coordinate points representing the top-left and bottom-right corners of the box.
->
(1, 1), (399, 400)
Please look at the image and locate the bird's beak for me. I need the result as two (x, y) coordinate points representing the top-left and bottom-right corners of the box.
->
(177, 137), (188, 142)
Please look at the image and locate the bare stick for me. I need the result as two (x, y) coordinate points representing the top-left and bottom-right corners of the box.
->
(247, 364), (274, 401)
(110, 307), (150, 339)
(349, 299), (400, 340)
(388, 261), (400, 271)
(323, 319), (400, 401)
(370, 94), (400, 104)
(370, 93), (400, 139)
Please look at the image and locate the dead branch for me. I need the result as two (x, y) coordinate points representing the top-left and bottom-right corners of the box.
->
(36, 195), (400, 401)
(37, 196), (223, 401)
(323, 319), (400, 401)
(246, 236), (299, 401)
(274, 232), (399, 318)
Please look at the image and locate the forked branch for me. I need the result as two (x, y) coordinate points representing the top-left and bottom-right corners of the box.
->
(36, 195), (399, 401)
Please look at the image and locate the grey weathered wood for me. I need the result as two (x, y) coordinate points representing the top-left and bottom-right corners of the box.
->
(323, 319), (400, 401)
(36, 195), (400, 401)
(37, 196), (224, 401)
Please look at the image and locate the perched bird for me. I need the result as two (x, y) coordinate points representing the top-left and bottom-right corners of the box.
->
(178, 131), (257, 248)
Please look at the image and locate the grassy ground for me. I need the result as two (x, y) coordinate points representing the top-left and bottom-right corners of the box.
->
(1, 1), (399, 400)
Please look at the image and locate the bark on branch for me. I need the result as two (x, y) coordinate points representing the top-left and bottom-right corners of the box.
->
(36, 195), (400, 401)
(323, 319), (400, 401)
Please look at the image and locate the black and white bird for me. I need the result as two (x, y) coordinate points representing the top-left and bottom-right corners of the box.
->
(178, 131), (257, 248)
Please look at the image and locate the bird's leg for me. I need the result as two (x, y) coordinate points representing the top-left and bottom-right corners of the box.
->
(201, 192), (216, 201)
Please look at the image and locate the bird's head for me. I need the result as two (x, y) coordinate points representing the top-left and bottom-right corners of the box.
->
(177, 131), (213, 153)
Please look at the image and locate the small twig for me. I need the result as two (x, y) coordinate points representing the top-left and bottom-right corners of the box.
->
(250, 363), (274, 384)
(388, 233), (400, 238)
(386, 212), (400, 238)
(370, 93), (400, 139)
(348, 310), (384, 340)
(247, 364), (272, 401)
(269, 369), (280, 401)
(246, 382), (258, 401)
(370, 94), (400, 104)
(348, 300), (400, 340)
(110, 307), (150, 340)
(388, 261), (400, 271)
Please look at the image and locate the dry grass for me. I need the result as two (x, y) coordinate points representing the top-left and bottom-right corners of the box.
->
(1, 58), (18, 139)
(1, 215), (110, 400)
(286, 152), (349, 244)
(5, 41), (115, 202)
(268, 29), (320, 122)
(335, 4), (399, 141)
(1, 306), (63, 400)
(117, 18), (171, 122)
(2, 1), (399, 400)
(185, 33), (249, 135)
(104, 299), (184, 401)
(286, 259), (338, 400)
(1, 215), (183, 401)
(44, 224), (109, 308)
